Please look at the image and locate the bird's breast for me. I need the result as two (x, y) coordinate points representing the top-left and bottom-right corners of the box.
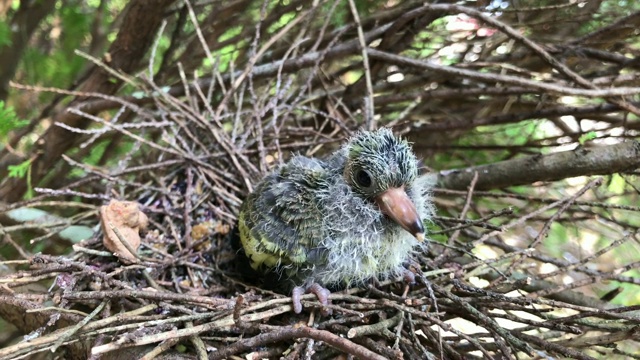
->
(314, 226), (418, 286)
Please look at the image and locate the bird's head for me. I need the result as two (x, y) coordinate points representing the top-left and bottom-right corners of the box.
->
(343, 128), (425, 241)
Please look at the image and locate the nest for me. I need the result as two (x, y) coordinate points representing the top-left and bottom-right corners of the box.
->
(1, 2), (640, 359)
(0, 85), (639, 359)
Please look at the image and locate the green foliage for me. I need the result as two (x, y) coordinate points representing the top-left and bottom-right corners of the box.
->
(7, 159), (30, 178)
(7, 159), (34, 199)
(614, 273), (640, 305)
(607, 173), (626, 195)
(0, 20), (12, 47)
(0, 101), (29, 137)
(429, 121), (543, 170)
(426, 221), (447, 244)
(578, 131), (597, 145)
(411, 17), (450, 59)
(17, 1), (101, 111)
(210, 26), (244, 73)
(68, 140), (110, 178)
(545, 222), (571, 258)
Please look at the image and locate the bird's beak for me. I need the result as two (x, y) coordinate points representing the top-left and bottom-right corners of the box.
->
(375, 187), (425, 242)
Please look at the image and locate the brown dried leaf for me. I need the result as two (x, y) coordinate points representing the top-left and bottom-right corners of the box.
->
(100, 200), (148, 264)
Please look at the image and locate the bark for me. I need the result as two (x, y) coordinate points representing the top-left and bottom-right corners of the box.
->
(436, 141), (640, 190)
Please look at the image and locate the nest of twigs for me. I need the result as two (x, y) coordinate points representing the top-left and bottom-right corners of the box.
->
(0, 83), (638, 359)
(2, 2), (640, 359)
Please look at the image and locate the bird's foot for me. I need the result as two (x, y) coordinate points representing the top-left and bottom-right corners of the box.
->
(402, 268), (416, 285)
(400, 268), (417, 298)
(292, 283), (332, 315)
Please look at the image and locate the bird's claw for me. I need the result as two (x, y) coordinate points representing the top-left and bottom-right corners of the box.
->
(292, 283), (332, 315)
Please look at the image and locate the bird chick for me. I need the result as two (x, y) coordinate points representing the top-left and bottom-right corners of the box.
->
(238, 128), (433, 313)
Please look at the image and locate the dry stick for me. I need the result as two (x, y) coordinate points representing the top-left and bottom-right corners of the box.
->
(477, 263), (612, 310)
(108, 222), (146, 264)
(149, 79), (256, 194)
(570, 10), (640, 46)
(555, 326), (640, 348)
(515, 333), (596, 360)
(430, 208), (511, 234)
(63, 290), (230, 308)
(448, 171), (478, 245)
(537, 231), (636, 280)
(427, 4), (640, 116)
(90, 304), (293, 355)
(435, 284), (533, 356)
(74, 50), (140, 88)
(435, 187), (640, 212)
(347, 311), (402, 339)
(186, 78), (260, 180)
(209, 325), (387, 360)
(82, 312), (225, 340)
(139, 337), (181, 360)
(183, 166), (194, 248)
(185, 321), (208, 360)
(347, 0), (375, 130)
(65, 109), (182, 158)
(51, 299), (107, 352)
(29, 254), (135, 290)
(532, 259), (640, 298)
(411, 104), (635, 133)
(505, 177), (602, 275)
(404, 314), (432, 359)
(213, 6), (309, 117)
(421, 312), (493, 359)
(88, 304), (159, 330)
(329, 323), (403, 360)
(0, 232), (30, 259)
(0, 274), (59, 288)
(417, 325), (460, 360)
(0, 305), (161, 359)
(72, 246), (113, 258)
(370, 297), (492, 357)
(392, 312), (404, 350)
(368, 48), (640, 99)
(67, 88), (245, 208)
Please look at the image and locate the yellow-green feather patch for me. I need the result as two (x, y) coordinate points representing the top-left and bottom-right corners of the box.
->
(238, 211), (307, 270)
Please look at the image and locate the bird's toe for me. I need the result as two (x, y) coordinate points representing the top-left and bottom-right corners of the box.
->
(402, 269), (416, 285)
(292, 286), (305, 314)
(291, 283), (332, 315)
(308, 283), (331, 306)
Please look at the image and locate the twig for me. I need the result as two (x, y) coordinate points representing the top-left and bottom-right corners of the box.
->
(209, 325), (387, 360)
(52, 299), (107, 352)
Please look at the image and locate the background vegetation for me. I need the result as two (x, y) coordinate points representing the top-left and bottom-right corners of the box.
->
(0, 0), (639, 359)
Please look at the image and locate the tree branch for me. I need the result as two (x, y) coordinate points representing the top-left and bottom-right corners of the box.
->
(437, 141), (640, 190)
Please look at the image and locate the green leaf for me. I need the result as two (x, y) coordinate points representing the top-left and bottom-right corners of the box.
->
(0, 101), (29, 136)
(7, 158), (34, 199)
(7, 159), (32, 178)
(578, 131), (597, 145)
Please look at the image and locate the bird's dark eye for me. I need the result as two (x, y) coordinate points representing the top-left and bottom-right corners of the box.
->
(355, 169), (373, 188)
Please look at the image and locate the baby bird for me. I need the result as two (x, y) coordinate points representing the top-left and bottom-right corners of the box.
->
(238, 128), (433, 313)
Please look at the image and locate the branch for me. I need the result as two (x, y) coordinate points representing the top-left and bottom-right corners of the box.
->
(437, 141), (640, 190)
(209, 325), (387, 360)
(367, 49), (640, 98)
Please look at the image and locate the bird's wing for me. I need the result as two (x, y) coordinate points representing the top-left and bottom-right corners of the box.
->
(239, 155), (328, 271)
